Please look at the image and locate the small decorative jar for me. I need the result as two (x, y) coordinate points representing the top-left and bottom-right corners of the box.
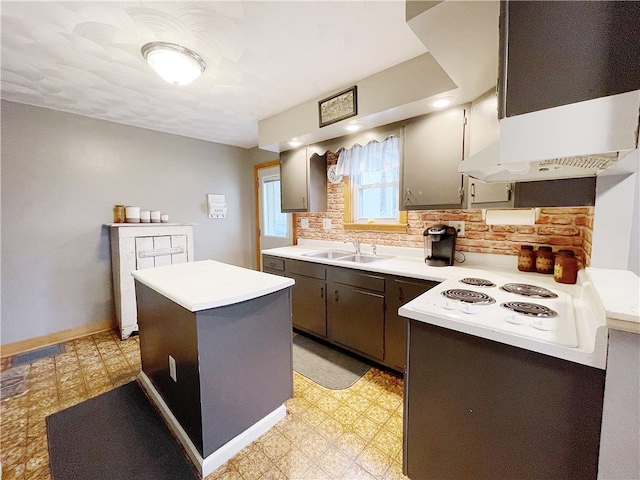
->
(517, 245), (536, 272)
(535, 246), (555, 274)
(554, 250), (578, 284)
(125, 206), (140, 223)
(113, 205), (125, 223)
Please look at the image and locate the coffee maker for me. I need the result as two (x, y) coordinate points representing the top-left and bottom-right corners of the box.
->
(424, 225), (457, 266)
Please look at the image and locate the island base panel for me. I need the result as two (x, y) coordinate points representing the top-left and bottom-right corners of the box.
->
(135, 281), (293, 458)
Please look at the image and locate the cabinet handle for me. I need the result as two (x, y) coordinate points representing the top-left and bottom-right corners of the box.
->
(302, 196), (306, 208)
(404, 188), (411, 204)
(334, 290), (339, 302)
(320, 287), (324, 299)
(399, 287), (404, 302)
(470, 183), (476, 198)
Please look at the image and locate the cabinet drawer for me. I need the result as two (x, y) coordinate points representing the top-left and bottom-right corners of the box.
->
(329, 267), (385, 293)
(287, 259), (326, 280)
(262, 256), (284, 272)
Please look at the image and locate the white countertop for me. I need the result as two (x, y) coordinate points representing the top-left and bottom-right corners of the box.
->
(262, 239), (581, 294)
(587, 267), (640, 334)
(263, 240), (608, 368)
(132, 260), (294, 312)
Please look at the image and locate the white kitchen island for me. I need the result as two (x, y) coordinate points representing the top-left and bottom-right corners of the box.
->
(131, 260), (294, 478)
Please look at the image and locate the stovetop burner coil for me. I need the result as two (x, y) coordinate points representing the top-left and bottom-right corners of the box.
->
(500, 283), (558, 299)
(459, 278), (496, 287)
(501, 302), (558, 317)
(441, 289), (496, 305)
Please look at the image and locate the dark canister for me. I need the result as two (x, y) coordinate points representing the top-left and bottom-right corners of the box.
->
(554, 250), (578, 284)
(535, 246), (555, 274)
(517, 245), (536, 272)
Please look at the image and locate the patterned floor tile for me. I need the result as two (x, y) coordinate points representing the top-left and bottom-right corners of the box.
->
(1, 331), (407, 480)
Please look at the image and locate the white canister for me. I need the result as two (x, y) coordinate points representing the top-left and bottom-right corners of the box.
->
(160, 214), (169, 223)
(125, 206), (140, 223)
(140, 210), (151, 223)
(150, 211), (161, 223)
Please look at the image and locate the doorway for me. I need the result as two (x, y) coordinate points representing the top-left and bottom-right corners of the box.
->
(254, 161), (294, 270)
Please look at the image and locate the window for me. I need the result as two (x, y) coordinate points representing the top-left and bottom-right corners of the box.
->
(352, 167), (399, 223)
(262, 175), (288, 237)
(336, 136), (406, 231)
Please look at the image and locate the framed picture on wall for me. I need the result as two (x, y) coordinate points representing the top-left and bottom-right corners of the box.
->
(318, 86), (358, 127)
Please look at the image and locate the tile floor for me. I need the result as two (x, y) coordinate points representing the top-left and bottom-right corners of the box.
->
(1, 331), (408, 480)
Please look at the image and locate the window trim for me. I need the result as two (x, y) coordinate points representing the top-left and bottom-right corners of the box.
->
(343, 177), (407, 232)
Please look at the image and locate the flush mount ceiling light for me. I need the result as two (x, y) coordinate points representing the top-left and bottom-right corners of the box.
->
(141, 42), (206, 86)
(343, 123), (363, 132)
(287, 139), (302, 147)
(429, 96), (456, 108)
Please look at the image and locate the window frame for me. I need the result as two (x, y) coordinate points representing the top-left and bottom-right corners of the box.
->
(343, 176), (407, 232)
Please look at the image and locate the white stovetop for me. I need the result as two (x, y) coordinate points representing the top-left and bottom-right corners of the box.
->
(132, 260), (293, 312)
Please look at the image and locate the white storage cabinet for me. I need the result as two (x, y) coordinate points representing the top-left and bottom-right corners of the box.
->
(108, 223), (195, 339)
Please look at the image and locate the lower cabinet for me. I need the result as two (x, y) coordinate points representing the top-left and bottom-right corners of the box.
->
(384, 277), (438, 372)
(327, 268), (386, 362)
(290, 273), (327, 337)
(261, 254), (439, 372)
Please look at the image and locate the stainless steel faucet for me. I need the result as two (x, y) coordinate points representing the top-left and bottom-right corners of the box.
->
(343, 237), (361, 255)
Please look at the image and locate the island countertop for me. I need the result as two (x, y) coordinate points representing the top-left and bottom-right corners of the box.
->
(131, 259), (294, 312)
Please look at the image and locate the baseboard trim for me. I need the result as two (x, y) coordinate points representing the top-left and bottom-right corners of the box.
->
(138, 371), (287, 478)
(0, 319), (115, 358)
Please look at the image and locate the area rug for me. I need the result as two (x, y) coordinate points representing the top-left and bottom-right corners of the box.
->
(46, 381), (198, 480)
(292, 334), (371, 389)
(12, 343), (64, 367)
(0, 365), (29, 400)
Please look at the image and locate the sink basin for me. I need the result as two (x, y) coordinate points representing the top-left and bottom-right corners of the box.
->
(302, 250), (352, 260)
(339, 254), (394, 264)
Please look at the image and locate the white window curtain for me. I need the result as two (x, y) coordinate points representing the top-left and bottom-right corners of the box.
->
(335, 136), (400, 176)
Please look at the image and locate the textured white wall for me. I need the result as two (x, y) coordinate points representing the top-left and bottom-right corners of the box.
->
(1, 101), (252, 345)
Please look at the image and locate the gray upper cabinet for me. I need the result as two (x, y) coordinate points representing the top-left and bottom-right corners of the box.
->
(401, 106), (466, 210)
(468, 180), (512, 209)
(466, 90), (513, 209)
(498, 0), (640, 118)
(280, 147), (327, 212)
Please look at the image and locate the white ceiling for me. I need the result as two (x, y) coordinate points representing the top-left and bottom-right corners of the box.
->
(1, 1), (429, 149)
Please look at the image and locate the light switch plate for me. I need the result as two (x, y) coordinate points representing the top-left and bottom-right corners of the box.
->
(301, 218), (309, 229)
(322, 218), (331, 230)
(169, 355), (177, 382)
(448, 220), (465, 237)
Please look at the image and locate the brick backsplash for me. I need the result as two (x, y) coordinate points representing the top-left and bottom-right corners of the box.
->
(295, 154), (595, 266)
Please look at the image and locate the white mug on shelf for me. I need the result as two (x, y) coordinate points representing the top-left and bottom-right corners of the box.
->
(140, 210), (151, 223)
(150, 211), (161, 223)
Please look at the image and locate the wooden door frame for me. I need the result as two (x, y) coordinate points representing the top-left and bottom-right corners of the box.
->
(254, 160), (297, 270)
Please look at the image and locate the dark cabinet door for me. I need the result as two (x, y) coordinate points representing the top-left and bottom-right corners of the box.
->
(402, 106), (466, 210)
(384, 277), (438, 372)
(499, 1), (640, 118)
(280, 148), (308, 212)
(290, 273), (327, 338)
(327, 283), (385, 361)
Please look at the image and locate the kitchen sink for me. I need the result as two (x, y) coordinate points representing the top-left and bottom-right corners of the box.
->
(302, 250), (352, 260)
(339, 254), (394, 264)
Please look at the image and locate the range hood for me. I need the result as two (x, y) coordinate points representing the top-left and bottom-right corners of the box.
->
(459, 90), (640, 182)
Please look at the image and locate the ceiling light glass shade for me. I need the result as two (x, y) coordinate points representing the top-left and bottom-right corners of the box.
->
(287, 139), (302, 147)
(141, 42), (206, 86)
